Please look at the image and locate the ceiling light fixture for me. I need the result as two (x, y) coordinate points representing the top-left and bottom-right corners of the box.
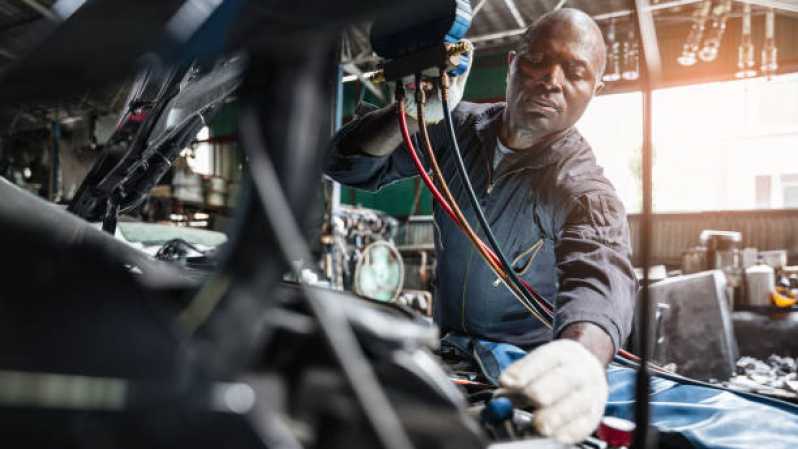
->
(761, 8), (778, 79)
(678, 0), (712, 66)
(735, 2), (756, 78)
(699, 0), (732, 62)
(622, 27), (639, 81)
(603, 19), (622, 82)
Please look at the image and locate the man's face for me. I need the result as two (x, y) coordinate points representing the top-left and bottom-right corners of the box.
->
(505, 24), (603, 138)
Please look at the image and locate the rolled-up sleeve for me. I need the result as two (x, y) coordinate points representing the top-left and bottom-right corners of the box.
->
(324, 113), (420, 192)
(553, 192), (637, 353)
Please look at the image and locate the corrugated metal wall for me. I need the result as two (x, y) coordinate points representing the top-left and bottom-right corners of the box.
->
(628, 210), (798, 267)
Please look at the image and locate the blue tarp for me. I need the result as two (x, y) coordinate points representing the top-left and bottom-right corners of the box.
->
(441, 335), (798, 449)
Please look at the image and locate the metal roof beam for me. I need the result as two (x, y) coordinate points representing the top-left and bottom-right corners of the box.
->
(736, 0), (798, 14)
(473, 0), (490, 17)
(502, 0), (527, 28)
(593, 0), (704, 21)
(469, 0), (706, 47)
(635, 0), (663, 85)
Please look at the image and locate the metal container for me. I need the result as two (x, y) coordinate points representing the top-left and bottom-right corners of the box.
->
(759, 250), (788, 270)
(205, 176), (227, 208)
(745, 264), (775, 306)
(172, 170), (204, 204)
(682, 247), (707, 274)
(700, 230), (742, 271)
(741, 247), (759, 269)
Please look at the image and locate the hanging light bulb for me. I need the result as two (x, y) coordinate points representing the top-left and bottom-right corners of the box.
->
(736, 2), (756, 78)
(622, 27), (639, 81)
(678, 0), (712, 66)
(761, 8), (778, 79)
(699, 0), (732, 62)
(603, 19), (621, 82)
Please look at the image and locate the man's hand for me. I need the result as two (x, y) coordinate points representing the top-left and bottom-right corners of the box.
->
(395, 41), (473, 124)
(498, 339), (608, 444)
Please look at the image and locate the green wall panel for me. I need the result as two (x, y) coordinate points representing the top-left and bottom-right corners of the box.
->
(463, 62), (508, 102)
(341, 180), (433, 217)
(209, 101), (239, 137)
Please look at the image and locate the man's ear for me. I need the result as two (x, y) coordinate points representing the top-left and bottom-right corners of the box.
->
(506, 51), (516, 84)
(507, 50), (516, 67)
(594, 80), (605, 95)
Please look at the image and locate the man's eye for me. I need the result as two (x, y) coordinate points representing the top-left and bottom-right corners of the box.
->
(527, 54), (544, 64)
(568, 66), (587, 79)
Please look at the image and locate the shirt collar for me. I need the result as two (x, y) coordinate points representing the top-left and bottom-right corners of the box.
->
(473, 102), (585, 170)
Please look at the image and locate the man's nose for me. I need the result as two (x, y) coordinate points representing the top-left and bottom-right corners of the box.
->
(537, 64), (564, 92)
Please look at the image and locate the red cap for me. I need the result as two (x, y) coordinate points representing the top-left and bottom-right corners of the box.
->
(597, 416), (635, 448)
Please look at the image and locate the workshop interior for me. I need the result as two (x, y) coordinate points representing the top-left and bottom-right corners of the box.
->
(1, 0), (798, 448)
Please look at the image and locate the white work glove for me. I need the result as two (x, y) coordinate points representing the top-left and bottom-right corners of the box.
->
(499, 339), (609, 444)
(395, 41), (473, 124)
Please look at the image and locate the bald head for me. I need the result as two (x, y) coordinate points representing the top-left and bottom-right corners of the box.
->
(523, 8), (606, 79)
(500, 8), (607, 149)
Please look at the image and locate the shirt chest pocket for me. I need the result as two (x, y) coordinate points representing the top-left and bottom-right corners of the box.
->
(509, 198), (552, 276)
(511, 238), (544, 275)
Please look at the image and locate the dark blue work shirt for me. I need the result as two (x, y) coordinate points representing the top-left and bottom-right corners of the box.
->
(324, 101), (637, 352)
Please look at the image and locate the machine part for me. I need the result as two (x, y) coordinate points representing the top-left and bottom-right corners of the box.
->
(370, 0), (471, 79)
(68, 54), (245, 230)
(720, 355), (798, 401)
(155, 238), (217, 271)
(481, 397), (514, 425)
(652, 303), (670, 362)
(419, 250), (430, 285)
(353, 240), (405, 302)
(636, 270), (739, 381)
(396, 289), (433, 316)
(370, 0), (471, 58)
(322, 204), (399, 291)
(241, 106), (416, 449)
(355, 40), (473, 85)
(596, 417), (634, 448)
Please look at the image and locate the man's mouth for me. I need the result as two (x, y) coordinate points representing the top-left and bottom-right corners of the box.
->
(525, 97), (560, 113)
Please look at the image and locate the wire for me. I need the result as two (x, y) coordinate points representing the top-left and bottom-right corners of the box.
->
(240, 107), (415, 449)
(413, 77), (499, 268)
(395, 93), (458, 223)
(438, 73), (553, 322)
(396, 82), (551, 327)
(411, 74), (551, 327)
(612, 355), (798, 411)
(408, 72), (787, 414)
(430, 74), (664, 368)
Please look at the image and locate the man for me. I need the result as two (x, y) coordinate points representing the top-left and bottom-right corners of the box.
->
(325, 8), (636, 443)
